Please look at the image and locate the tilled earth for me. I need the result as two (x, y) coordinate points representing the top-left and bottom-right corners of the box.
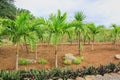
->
(0, 42), (120, 70)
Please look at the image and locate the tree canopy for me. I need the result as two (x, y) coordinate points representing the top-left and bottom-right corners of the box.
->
(0, 0), (16, 20)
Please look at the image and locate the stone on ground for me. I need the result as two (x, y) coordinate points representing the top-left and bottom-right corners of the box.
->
(76, 77), (85, 80)
(27, 59), (36, 63)
(85, 75), (95, 80)
(115, 54), (120, 60)
(64, 53), (76, 61)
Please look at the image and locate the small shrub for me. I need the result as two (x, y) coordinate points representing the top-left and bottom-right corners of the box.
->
(62, 68), (73, 79)
(62, 56), (66, 60)
(107, 62), (120, 73)
(73, 58), (81, 65)
(97, 65), (108, 75)
(48, 67), (63, 79)
(77, 56), (84, 61)
(64, 59), (72, 65)
(83, 66), (97, 75)
(38, 59), (47, 64)
(18, 58), (30, 65)
(73, 56), (84, 65)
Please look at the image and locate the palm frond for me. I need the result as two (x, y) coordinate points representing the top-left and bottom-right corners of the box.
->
(74, 11), (86, 21)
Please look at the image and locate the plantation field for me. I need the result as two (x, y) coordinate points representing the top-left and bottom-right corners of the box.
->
(0, 42), (120, 70)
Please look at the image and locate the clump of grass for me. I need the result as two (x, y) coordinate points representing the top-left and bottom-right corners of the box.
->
(18, 58), (30, 65)
(77, 56), (84, 61)
(64, 59), (72, 65)
(73, 56), (84, 65)
(38, 58), (47, 64)
(73, 58), (81, 65)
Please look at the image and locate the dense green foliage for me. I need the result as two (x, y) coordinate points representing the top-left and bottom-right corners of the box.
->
(0, 63), (119, 80)
(0, 0), (16, 20)
(1, 10), (120, 47)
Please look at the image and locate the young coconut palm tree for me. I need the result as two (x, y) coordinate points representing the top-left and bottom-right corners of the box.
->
(47, 10), (67, 68)
(74, 11), (86, 55)
(82, 23), (90, 44)
(2, 12), (37, 70)
(111, 24), (120, 45)
(29, 17), (45, 60)
(88, 23), (103, 50)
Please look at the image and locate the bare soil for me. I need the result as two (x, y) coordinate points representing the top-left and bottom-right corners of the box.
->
(0, 42), (120, 70)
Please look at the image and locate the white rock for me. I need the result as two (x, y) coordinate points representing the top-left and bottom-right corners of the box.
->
(27, 59), (37, 63)
(64, 53), (76, 61)
(115, 54), (120, 59)
(85, 75), (95, 80)
(118, 71), (120, 74)
(76, 77), (85, 80)
(67, 79), (73, 80)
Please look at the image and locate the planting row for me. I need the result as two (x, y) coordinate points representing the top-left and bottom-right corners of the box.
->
(0, 62), (120, 80)
(18, 55), (84, 65)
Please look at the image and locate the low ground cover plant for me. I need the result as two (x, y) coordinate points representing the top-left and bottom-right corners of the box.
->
(73, 58), (81, 64)
(0, 62), (120, 80)
(38, 58), (48, 64)
(18, 58), (30, 65)
(63, 56), (84, 65)
(73, 56), (84, 65)
(64, 59), (72, 65)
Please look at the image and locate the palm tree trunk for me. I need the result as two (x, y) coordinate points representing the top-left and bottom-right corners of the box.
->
(0, 46), (2, 53)
(113, 34), (117, 49)
(20, 43), (24, 50)
(25, 44), (29, 54)
(88, 39), (91, 44)
(48, 33), (52, 45)
(55, 45), (58, 68)
(92, 35), (95, 50)
(62, 35), (64, 52)
(103, 34), (106, 42)
(114, 34), (117, 44)
(84, 35), (86, 45)
(35, 44), (38, 60)
(24, 36), (29, 54)
(78, 30), (81, 55)
(16, 43), (19, 70)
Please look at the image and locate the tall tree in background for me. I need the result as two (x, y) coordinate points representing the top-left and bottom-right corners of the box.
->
(111, 24), (120, 45)
(29, 17), (45, 60)
(0, 19), (4, 44)
(88, 23), (103, 50)
(17, 8), (31, 16)
(74, 12), (85, 55)
(82, 23), (90, 44)
(0, 0), (16, 20)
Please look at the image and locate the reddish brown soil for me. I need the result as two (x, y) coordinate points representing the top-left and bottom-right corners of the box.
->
(0, 43), (120, 70)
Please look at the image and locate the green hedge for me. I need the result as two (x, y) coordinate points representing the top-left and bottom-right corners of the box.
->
(0, 62), (120, 80)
